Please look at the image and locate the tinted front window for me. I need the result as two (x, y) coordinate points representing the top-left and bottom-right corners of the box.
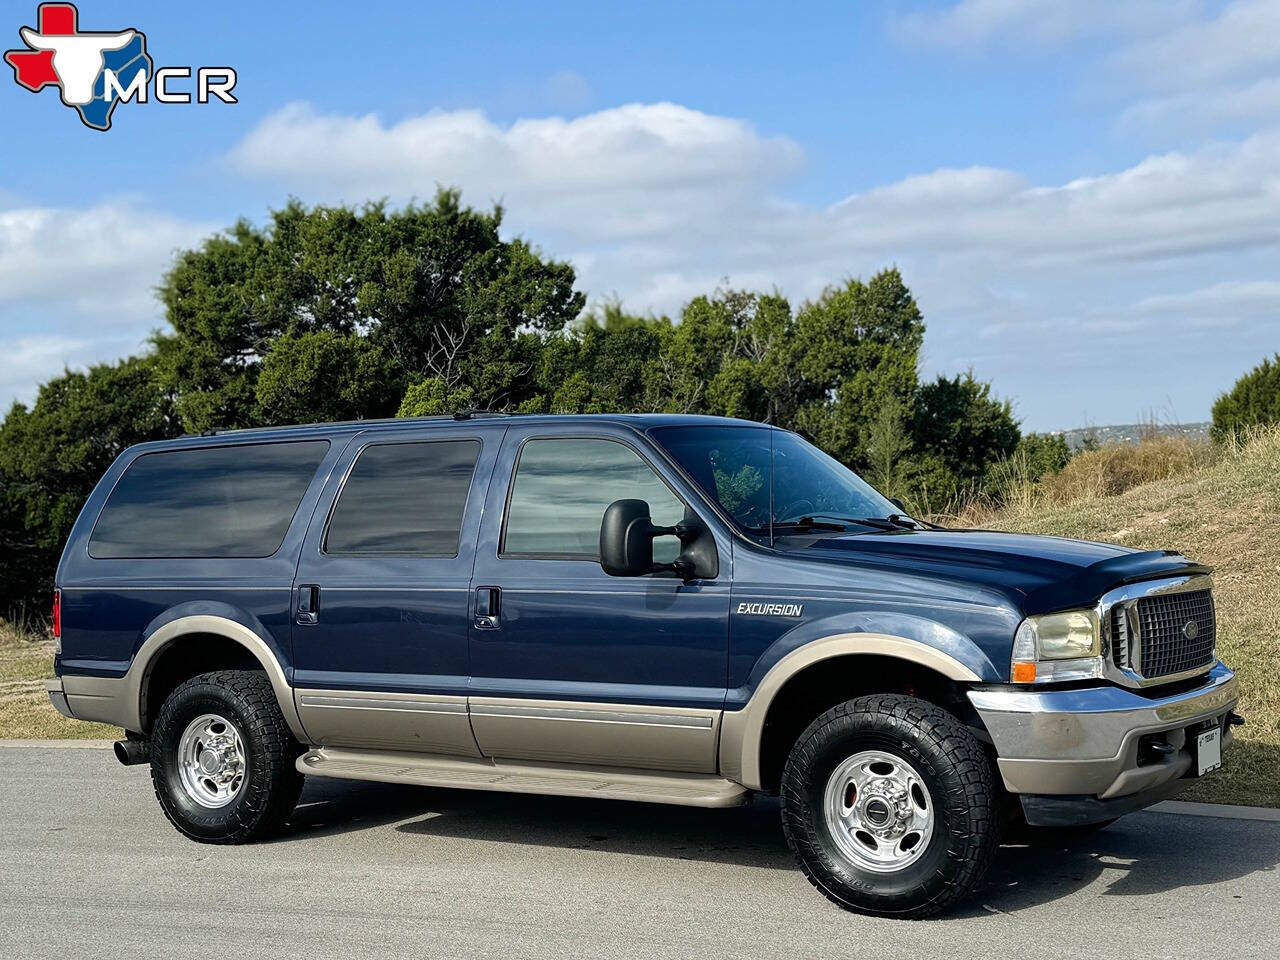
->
(89, 441), (329, 559)
(503, 438), (684, 560)
(651, 426), (896, 535)
(325, 440), (480, 555)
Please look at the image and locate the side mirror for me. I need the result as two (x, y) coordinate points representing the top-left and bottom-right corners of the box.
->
(889, 497), (907, 513)
(600, 499), (662, 577)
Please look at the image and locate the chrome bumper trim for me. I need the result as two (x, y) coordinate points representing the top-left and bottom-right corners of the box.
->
(969, 662), (1238, 797)
(46, 679), (75, 719)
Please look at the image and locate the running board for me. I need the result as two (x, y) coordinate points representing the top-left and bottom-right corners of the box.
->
(297, 747), (751, 808)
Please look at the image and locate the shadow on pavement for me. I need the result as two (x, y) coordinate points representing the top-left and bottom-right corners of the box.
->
(968, 811), (1280, 915)
(284, 777), (1280, 910)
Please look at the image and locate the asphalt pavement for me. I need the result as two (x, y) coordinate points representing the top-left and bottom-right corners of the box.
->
(1, 743), (1276, 959)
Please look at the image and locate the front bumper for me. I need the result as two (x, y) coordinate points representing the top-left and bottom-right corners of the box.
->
(968, 662), (1238, 803)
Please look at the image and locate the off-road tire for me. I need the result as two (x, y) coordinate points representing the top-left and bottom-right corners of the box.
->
(150, 669), (303, 844)
(781, 694), (1000, 918)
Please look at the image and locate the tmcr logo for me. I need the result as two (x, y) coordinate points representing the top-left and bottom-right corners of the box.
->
(4, 3), (237, 131)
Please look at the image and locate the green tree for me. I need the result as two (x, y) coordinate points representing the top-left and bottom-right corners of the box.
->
(0, 356), (179, 615)
(256, 331), (404, 425)
(862, 394), (914, 497)
(155, 189), (585, 431)
(792, 269), (925, 465)
(1212, 354), (1280, 441)
(1015, 432), (1072, 481)
(911, 372), (1020, 502)
(397, 377), (476, 418)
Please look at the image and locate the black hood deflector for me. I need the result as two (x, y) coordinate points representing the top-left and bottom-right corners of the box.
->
(1021, 549), (1210, 615)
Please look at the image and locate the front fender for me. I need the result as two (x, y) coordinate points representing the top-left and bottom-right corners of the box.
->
(734, 610), (1001, 702)
(720, 612), (999, 789)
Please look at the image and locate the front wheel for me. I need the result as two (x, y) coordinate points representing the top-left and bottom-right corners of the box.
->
(150, 669), (303, 844)
(781, 694), (1000, 918)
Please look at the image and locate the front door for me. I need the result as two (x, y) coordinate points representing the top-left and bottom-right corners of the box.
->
(469, 425), (731, 773)
(292, 424), (505, 754)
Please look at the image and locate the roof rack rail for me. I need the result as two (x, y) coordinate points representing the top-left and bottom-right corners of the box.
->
(182, 409), (521, 438)
(451, 409), (513, 421)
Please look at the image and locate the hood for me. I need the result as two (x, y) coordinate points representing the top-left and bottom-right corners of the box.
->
(799, 529), (1207, 613)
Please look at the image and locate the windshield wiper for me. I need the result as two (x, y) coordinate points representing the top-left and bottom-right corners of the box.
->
(795, 513), (903, 532)
(750, 517), (849, 534)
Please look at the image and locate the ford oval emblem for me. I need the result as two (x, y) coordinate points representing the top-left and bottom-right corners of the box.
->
(1183, 620), (1199, 641)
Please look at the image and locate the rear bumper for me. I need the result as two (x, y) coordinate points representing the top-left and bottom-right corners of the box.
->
(968, 662), (1238, 803)
(46, 678), (75, 719)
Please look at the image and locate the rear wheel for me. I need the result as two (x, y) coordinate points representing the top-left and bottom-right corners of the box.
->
(150, 669), (303, 844)
(781, 694), (999, 918)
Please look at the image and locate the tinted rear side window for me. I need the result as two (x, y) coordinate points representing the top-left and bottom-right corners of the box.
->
(324, 440), (481, 555)
(89, 441), (330, 559)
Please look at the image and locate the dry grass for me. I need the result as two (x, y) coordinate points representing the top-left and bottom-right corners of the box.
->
(0, 620), (117, 740)
(964, 426), (1280, 806)
(955, 433), (1222, 527)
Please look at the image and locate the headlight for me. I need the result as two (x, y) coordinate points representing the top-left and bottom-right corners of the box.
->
(1011, 609), (1102, 683)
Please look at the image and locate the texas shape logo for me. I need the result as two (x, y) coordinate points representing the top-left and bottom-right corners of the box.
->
(4, 3), (151, 131)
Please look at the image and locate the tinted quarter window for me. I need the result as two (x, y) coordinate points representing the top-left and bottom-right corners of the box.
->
(503, 438), (685, 560)
(325, 440), (481, 555)
(89, 441), (329, 559)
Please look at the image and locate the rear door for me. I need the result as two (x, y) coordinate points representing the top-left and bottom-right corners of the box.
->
(292, 424), (505, 753)
(468, 423), (732, 773)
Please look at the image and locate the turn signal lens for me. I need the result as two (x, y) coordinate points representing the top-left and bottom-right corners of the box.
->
(1012, 661), (1037, 683)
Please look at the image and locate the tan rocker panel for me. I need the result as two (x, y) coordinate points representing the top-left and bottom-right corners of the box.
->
(468, 697), (721, 774)
(62, 614), (307, 741)
(719, 633), (983, 789)
(296, 690), (481, 756)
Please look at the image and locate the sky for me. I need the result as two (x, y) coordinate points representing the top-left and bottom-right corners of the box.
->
(1, 0), (1278, 432)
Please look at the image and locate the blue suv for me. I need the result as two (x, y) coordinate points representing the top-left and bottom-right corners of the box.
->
(47, 413), (1240, 917)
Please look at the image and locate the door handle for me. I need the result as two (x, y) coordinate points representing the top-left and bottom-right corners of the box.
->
(296, 584), (320, 625)
(474, 586), (501, 630)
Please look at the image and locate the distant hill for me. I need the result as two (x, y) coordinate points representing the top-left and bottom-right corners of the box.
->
(1054, 421), (1210, 451)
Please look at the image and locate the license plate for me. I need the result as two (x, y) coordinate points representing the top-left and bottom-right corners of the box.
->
(1196, 728), (1222, 777)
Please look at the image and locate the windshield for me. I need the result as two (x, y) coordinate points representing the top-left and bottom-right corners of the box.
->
(650, 425), (899, 538)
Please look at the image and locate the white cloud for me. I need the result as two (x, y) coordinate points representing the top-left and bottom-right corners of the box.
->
(1112, 0), (1280, 91)
(0, 203), (210, 407)
(899, 1), (1280, 134)
(1120, 75), (1280, 133)
(891, 0), (1198, 50)
(226, 102), (1280, 427)
(0, 335), (89, 411)
(0, 204), (209, 318)
(230, 102), (803, 243)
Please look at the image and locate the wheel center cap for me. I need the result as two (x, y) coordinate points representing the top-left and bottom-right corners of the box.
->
(198, 751), (222, 776)
(864, 799), (891, 826)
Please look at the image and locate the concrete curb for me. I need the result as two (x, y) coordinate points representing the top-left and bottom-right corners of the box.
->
(0, 739), (114, 749)
(1151, 800), (1280, 822)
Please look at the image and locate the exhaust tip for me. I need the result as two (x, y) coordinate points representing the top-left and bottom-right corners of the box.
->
(113, 738), (150, 766)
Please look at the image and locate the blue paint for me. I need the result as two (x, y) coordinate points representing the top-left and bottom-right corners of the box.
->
(54, 414), (1206, 718)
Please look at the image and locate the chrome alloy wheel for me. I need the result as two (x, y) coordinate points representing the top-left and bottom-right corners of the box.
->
(822, 749), (935, 873)
(177, 714), (246, 809)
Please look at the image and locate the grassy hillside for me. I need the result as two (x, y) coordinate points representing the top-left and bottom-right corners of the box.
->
(966, 428), (1280, 807)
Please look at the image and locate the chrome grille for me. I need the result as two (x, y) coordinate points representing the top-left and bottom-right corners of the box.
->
(1133, 589), (1216, 679)
(1107, 606), (1130, 670)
